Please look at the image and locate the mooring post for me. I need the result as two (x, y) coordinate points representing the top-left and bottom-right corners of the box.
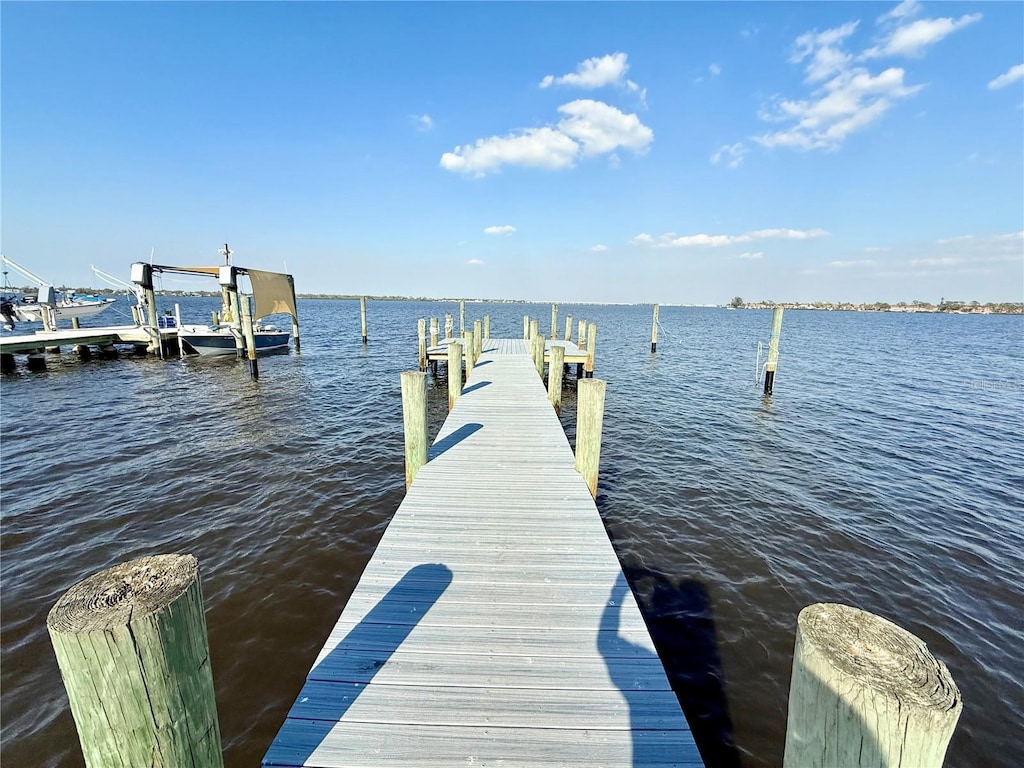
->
(287, 275), (301, 353)
(239, 295), (259, 379)
(447, 341), (462, 411)
(444, 313), (453, 340)
(465, 328), (476, 380)
(575, 378), (606, 498)
(417, 318), (427, 371)
(784, 603), (961, 768)
(550, 303), (558, 340)
(71, 317), (81, 330)
(484, 314), (490, 340)
(473, 320), (482, 361)
(578, 319), (587, 350)
(212, 311), (220, 326)
(764, 306), (784, 395)
(530, 319), (539, 341)
(548, 344), (565, 413)
(459, 300), (465, 338)
(523, 314), (529, 340)
(532, 334), (545, 378)
(585, 322), (597, 377)
(360, 296), (368, 344)
(430, 317), (438, 348)
(47, 554), (224, 768)
(564, 314), (573, 342)
(400, 371), (428, 488)
(651, 304), (660, 353)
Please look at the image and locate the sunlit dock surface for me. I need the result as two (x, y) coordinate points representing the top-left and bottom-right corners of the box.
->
(263, 341), (702, 767)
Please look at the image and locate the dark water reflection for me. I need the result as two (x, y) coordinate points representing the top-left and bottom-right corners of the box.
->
(2, 298), (1022, 767)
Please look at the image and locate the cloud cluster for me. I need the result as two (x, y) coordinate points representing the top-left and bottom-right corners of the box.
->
(442, 54), (652, 176)
(633, 228), (829, 248)
(988, 64), (1024, 90)
(747, 1), (981, 153)
(483, 225), (516, 236)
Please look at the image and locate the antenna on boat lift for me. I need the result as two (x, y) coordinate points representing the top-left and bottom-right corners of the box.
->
(219, 243), (232, 265)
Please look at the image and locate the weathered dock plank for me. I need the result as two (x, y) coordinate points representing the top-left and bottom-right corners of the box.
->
(263, 344), (702, 768)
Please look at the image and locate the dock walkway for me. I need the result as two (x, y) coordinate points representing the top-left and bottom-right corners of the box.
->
(264, 340), (702, 767)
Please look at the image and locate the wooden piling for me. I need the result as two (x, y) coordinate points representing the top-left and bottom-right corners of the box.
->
(551, 303), (558, 340)
(447, 342), (462, 411)
(585, 322), (597, 376)
(459, 300), (465, 337)
(473, 320), (482, 360)
(417, 318), (427, 371)
(523, 315), (529, 340)
(1, 353), (15, 374)
(564, 314), (573, 342)
(575, 378), (606, 498)
(71, 317), (81, 330)
(401, 371), (428, 488)
(484, 315), (490, 340)
(360, 296), (367, 344)
(444, 313), (453, 340)
(548, 344), (565, 413)
(212, 311), (220, 326)
(430, 317), (438, 347)
(651, 304), (659, 353)
(239, 295), (259, 379)
(465, 329), (476, 380)
(578, 319), (586, 350)
(46, 554), (224, 768)
(764, 306), (784, 395)
(27, 353), (47, 372)
(784, 603), (961, 768)
(532, 334), (545, 378)
(530, 319), (539, 341)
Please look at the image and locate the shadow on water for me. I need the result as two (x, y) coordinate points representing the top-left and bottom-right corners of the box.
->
(621, 565), (743, 768)
(263, 564), (452, 766)
(462, 380), (491, 395)
(429, 422), (483, 459)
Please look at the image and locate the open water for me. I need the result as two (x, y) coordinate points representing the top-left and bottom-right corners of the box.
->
(1, 298), (1022, 767)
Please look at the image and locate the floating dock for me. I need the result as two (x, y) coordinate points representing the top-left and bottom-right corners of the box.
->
(264, 339), (703, 767)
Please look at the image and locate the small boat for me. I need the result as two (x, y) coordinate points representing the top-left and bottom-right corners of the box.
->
(177, 323), (290, 357)
(11, 293), (117, 323)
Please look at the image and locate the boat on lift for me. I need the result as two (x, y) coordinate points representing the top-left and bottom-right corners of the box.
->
(1, 255), (116, 325)
(177, 322), (291, 356)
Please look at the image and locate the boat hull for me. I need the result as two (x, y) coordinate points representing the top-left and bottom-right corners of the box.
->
(179, 327), (290, 357)
(13, 299), (117, 322)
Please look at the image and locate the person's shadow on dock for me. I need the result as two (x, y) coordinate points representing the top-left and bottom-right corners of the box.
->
(262, 563), (452, 767)
(621, 565), (742, 768)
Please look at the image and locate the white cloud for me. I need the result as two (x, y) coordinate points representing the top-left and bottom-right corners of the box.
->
(540, 52), (631, 90)
(912, 257), (961, 266)
(710, 142), (746, 168)
(484, 225), (516, 236)
(709, 63), (721, 76)
(877, 0), (921, 24)
(989, 64), (1024, 90)
(634, 228), (829, 248)
(556, 99), (653, 156)
(791, 21), (860, 83)
(864, 13), (981, 59)
(588, 244), (608, 252)
(755, 67), (922, 151)
(467, 258), (484, 265)
(441, 127), (580, 175)
(830, 259), (877, 267)
(441, 100), (651, 175)
(739, 251), (764, 259)
(412, 114), (434, 132)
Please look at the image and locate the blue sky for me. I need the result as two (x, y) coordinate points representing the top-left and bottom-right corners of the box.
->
(2, 1), (1022, 304)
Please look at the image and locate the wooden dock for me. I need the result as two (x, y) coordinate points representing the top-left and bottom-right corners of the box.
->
(0, 324), (169, 354)
(263, 339), (703, 767)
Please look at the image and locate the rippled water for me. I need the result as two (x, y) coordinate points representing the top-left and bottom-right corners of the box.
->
(2, 299), (1021, 767)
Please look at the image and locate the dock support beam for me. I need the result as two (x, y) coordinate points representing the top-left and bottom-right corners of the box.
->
(447, 342), (462, 411)
(1, 353), (15, 374)
(585, 322), (597, 377)
(418, 319), (427, 371)
(784, 603), (961, 768)
(47, 554), (224, 768)
(360, 296), (368, 344)
(764, 307), (784, 395)
(651, 304), (659, 353)
(401, 371), (428, 488)
(548, 344), (565, 413)
(240, 295), (259, 380)
(575, 378), (606, 497)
